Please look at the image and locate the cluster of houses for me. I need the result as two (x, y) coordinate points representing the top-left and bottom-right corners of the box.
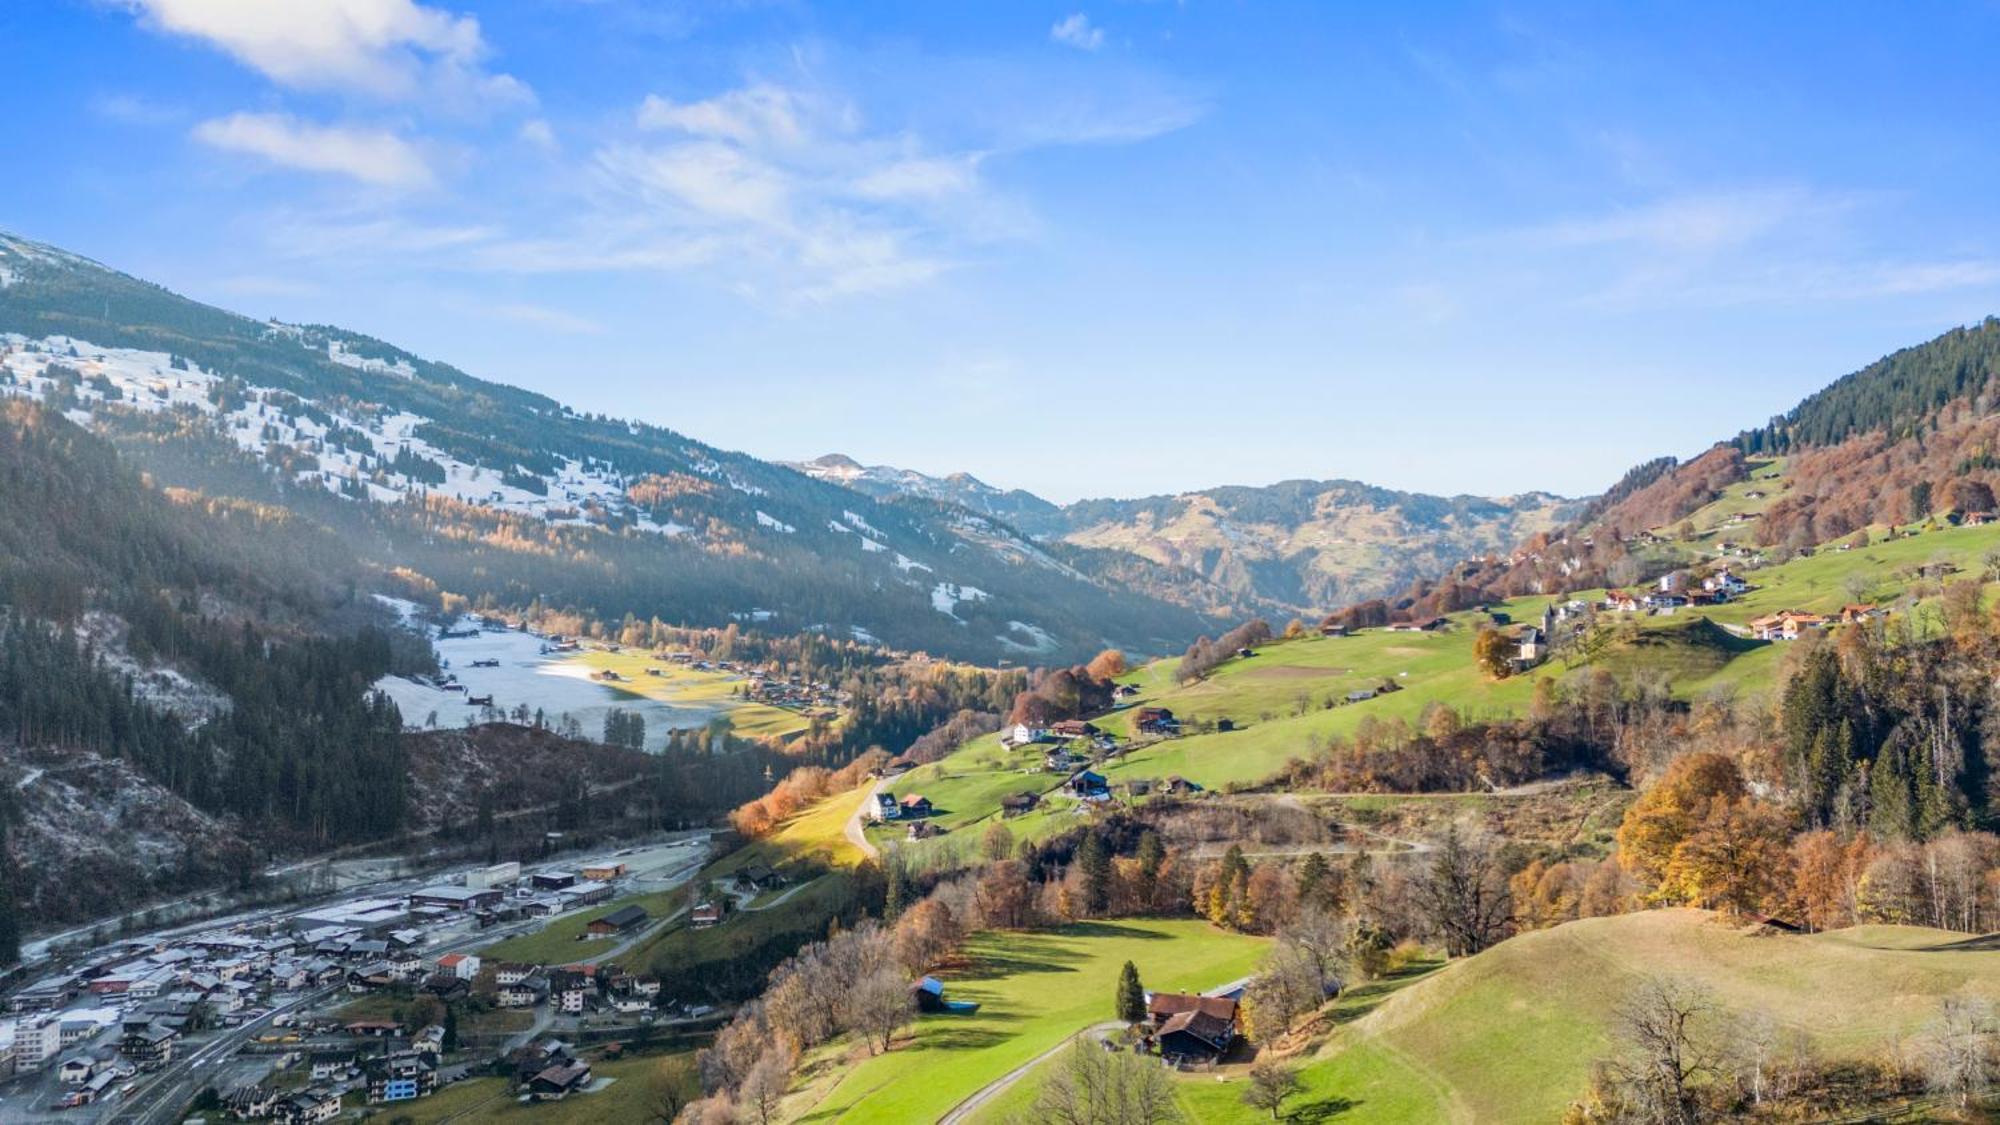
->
(1602, 567), (1756, 615)
(655, 651), (850, 715)
(1746, 604), (1885, 641)
(492, 960), (664, 1017)
(0, 850), (663, 1114)
(1589, 565), (1892, 642)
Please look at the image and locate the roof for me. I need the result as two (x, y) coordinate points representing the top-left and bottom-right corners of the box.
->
(912, 976), (944, 996)
(898, 793), (930, 805)
(436, 953), (469, 967)
(1157, 1008), (1235, 1049)
(1147, 992), (1238, 1021)
(532, 1062), (591, 1088)
(596, 905), (648, 928)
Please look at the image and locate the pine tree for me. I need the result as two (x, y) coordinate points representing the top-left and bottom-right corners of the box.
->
(1077, 834), (1112, 916)
(1115, 961), (1147, 1025)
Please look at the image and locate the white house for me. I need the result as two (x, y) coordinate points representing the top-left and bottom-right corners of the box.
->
(868, 791), (900, 822)
(437, 953), (480, 981)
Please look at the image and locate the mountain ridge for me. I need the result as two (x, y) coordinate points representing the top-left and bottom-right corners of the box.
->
(0, 229), (1219, 663)
(791, 452), (1587, 611)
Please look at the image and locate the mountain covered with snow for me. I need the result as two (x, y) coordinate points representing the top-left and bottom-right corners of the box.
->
(0, 231), (1215, 663)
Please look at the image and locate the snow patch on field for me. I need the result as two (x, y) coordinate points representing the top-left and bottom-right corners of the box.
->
(755, 510), (796, 533)
(930, 582), (989, 619)
(370, 621), (720, 751)
(997, 620), (1058, 653)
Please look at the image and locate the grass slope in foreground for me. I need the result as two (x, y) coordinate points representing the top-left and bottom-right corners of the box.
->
(793, 919), (1268, 1123)
(1182, 908), (2000, 1123)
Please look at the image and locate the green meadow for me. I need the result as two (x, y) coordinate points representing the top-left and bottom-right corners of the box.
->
(792, 919), (1269, 1124)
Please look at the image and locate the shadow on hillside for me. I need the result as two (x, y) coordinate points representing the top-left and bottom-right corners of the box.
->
(919, 1027), (1018, 1051)
(1286, 1095), (1359, 1121)
(956, 950), (1086, 981)
(1913, 933), (2000, 952)
(1059, 920), (1177, 941)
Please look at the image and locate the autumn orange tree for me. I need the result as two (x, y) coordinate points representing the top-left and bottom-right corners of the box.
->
(1615, 752), (1747, 887)
(1617, 752), (1793, 916)
(1472, 627), (1515, 680)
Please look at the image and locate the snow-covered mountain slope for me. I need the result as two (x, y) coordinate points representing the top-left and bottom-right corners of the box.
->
(0, 230), (1210, 662)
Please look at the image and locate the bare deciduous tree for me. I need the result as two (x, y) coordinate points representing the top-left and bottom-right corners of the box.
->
(1920, 996), (1997, 1109)
(844, 965), (914, 1055)
(1027, 1040), (1181, 1125)
(1413, 823), (1512, 957)
(1242, 1059), (1304, 1119)
(737, 1044), (795, 1125)
(1597, 977), (1729, 1125)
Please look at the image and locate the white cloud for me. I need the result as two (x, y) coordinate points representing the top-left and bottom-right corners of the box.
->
(478, 81), (984, 300)
(852, 155), (982, 200)
(1050, 13), (1105, 51)
(193, 112), (435, 187)
(636, 84), (818, 147)
(122, 0), (529, 104)
(598, 141), (795, 226)
(518, 118), (558, 151)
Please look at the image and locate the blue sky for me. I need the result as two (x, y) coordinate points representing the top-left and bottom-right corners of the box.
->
(6, 2), (2000, 502)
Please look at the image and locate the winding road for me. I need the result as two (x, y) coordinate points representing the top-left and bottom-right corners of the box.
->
(844, 775), (892, 860)
(936, 1021), (1121, 1125)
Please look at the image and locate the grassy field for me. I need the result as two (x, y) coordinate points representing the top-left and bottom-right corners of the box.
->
(332, 990), (534, 1036)
(566, 648), (816, 741)
(792, 919), (1269, 1124)
(380, 1049), (696, 1124)
(478, 884), (687, 964)
(885, 516), (2000, 858)
(1173, 909), (2000, 1123)
(708, 781), (872, 878)
(623, 870), (853, 975)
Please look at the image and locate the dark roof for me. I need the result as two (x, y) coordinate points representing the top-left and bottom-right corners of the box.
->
(532, 1062), (592, 1089)
(1158, 1009), (1235, 1050)
(595, 905), (648, 929)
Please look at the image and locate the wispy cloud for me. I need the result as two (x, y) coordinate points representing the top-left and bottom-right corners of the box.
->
(121, 0), (530, 105)
(636, 84), (819, 147)
(1511, 187), (1855, 255)
(1050, 13), (1105, 52)
(192, 112), (436, 188)
(90, 92), (183, 125)
(1477, 186), (2000, 310)
(473, 79), (985, 300)
(517, 118), (558, 151)
(488, 301), (602, 334)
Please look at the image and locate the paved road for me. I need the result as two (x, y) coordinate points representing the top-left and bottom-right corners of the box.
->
(105, 986), (336, 1125)
(844, 776), (892, 860)
(936, 1021), (1121, 1124)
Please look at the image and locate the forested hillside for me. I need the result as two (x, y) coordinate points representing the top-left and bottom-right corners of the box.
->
(0, 231), (1212, 664)
(0, 399), (428, 943)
